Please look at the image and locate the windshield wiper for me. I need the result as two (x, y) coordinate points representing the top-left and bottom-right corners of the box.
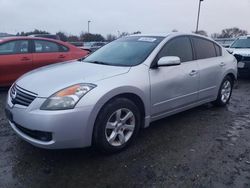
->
(232, 47), (249, 49)
(85, 60), (112, 65)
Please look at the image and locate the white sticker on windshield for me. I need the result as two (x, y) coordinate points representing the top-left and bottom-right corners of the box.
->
(138, 37), (157, 42)
(239, 36), (248, 39)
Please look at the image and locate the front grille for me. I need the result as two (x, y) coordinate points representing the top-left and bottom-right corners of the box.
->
(15, 123), (52, 142)
(242, 56), (250, 62)
(10, 85), (37, 107)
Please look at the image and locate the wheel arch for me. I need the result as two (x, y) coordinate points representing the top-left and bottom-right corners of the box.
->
(88, 87), (150, 145)
(226, 72), (236, 82)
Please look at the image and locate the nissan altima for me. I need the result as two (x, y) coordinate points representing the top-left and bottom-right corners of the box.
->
(5, 33), (237, 152)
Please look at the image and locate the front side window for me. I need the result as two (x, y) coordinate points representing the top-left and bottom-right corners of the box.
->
(192, 37), (217, 59)
(0, 40), (29, 55)
(157, 37), (193, 62)
(34, 40), (59, 53)
(84, 36), (164, 66)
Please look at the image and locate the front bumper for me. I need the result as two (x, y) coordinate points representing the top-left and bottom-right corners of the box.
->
(5, 91), (94, 149)
(238, 58), (250, 78)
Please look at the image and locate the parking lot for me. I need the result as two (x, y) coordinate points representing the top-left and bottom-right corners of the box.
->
(0, 79), (249, 187)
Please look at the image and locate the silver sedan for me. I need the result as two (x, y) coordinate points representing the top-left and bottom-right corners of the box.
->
(5, 33), (237, 152)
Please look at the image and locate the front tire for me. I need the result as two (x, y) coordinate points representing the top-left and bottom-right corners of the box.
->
(213, 76), (233, 107)
(93, 98), (141, 153)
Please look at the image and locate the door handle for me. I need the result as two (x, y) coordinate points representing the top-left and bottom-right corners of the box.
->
(58, 55), (66, 58)
(21, 57), (31, 61)
(220, 62), (226, 67)
(189, 70), (198, 76)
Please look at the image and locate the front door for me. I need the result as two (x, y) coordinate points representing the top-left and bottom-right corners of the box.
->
(150, 36), (199, 118)
(0, 39), (33, 86)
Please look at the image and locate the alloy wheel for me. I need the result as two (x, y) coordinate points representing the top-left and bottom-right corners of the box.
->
(105, 108), (135, 147)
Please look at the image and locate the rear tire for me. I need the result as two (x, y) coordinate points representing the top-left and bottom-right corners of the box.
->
(93, 98), (141, 153)
(213, 76), (233, 107)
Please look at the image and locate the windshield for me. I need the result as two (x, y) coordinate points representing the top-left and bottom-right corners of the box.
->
(84, 36), (164, 66)
(231, 38), (250, 48)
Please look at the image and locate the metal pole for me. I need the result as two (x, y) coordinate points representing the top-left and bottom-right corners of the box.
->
(88, 21), (91, 33)
(196, 0), (203, 33)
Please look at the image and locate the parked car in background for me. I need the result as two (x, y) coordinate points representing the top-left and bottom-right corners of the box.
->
(29, 34), (60, 40)
(229, 35), (250, 78)
(81, 42), (107, 53)
(0, 37), (88, 87)
(5, 33), (237, 152)
(214, 38), (235, 48)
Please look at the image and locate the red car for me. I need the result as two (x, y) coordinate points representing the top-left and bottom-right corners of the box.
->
(0, 37), (88, 87)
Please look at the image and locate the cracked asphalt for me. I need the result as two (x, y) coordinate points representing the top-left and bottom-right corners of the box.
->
(1, 79), (250, 188)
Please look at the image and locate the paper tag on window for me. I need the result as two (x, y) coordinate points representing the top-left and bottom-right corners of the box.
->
(138, 37), (157, 42)
(239, 36), (248, 40)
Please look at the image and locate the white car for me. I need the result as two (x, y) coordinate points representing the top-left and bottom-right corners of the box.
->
(229, 35), (250, 77)
(5, 33), (237, 152)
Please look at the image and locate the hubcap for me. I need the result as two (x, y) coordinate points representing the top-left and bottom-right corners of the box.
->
(221, 80), (232, 103)
(105, 108), (135, 147)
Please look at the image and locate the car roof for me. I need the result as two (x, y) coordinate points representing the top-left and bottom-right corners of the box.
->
(130, 32), (216, 42)
(0, 36), (63, 43)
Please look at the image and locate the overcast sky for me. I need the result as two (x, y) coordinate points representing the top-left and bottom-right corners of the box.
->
(1, 0), (250, 37)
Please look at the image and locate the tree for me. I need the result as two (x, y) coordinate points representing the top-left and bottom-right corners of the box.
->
(194, 30), (208, 36)
(132, 31), (142, 34)
(56, 32), (68, 42)
(119, 32), (129, 37)
(67, 35), (80, 42)
(211, 27), (248, 38)
(106, 34), (117, 42)
(220, 27), (248, 38)
(211, 33), (221, 39)
(80, 32), (105, 42)
(17, 29), (50, 36)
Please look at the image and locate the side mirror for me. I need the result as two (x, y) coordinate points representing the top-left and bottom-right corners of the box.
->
(226, 49), (234, 54)
(157, 56), (181, 67)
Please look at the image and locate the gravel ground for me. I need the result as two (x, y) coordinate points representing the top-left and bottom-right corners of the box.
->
(0, 79), (250, 188)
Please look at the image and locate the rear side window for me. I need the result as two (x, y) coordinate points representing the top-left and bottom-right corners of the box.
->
(192, 37), (217, 59)
(34, 40), (59, 53)
(214, 44), (222, 56)
(59, 44), (69, 52)
(0, 40), (29, 55)
(157, 37), (193, 62)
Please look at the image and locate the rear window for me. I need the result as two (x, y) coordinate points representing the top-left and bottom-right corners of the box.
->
(192, 37), (217, 59)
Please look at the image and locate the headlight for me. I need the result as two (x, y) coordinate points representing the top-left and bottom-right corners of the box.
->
(41, 84), (96, 110)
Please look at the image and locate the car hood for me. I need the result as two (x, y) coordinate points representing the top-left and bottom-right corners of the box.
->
(230, 48), (250, 57)
(16, 61), (131, 97)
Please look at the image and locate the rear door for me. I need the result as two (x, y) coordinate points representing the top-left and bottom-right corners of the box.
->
(0, 39), (33, 86)
(191, 37), (223, 101)
(150, 36), (199, 117)
(32, 39), (70, 69)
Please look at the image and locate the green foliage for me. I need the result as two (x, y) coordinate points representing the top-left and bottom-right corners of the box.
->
(16, 29), (50, 36)
(211, 27), (248, 38)
(194, 30), (208, 36)
(80, 32), (105, 42)
(56, 32), (68, 42)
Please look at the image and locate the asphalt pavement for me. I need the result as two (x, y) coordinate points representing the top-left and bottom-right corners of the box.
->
(1, 79), (250, 188)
